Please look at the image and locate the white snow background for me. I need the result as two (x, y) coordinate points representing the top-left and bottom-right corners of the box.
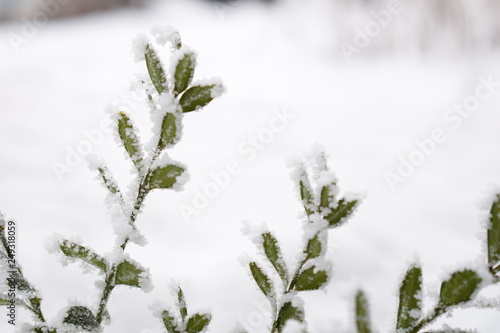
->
(0, 0), (500, 332)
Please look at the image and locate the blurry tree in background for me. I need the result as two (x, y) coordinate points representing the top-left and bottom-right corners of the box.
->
(1, 0), (499, 55)
(0, 0), (148, 20)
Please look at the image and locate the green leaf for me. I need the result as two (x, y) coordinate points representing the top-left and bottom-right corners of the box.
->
(33, 327), (57, 333)
(396, 265), (422, 330)
(249, 262), (273, 298)
(7, 271), (34, 293)
(62, 306), (99, 332)
(275, 302), (304, 332)
(439, 270), (482, 307)
(262, 232), (288, 284)
(174, 51), (196, 95)
(59, 240), (107, 273)
(185, 313), (211, 333)
(114, 260), (144, 288)
(325, 198), (358, 227)
(177, 287), (187, 321)
(145, 44), (167, 94)
(149, 164), (186, 190)
(355, 290), (372, 333)
(298, 168), (315, 217)
(179, 84), (221, 113)
(162, 310), (180, 333)
(158, 112), (179, 151)
(488, 194), (500, 272)
(97, 166), (121, 197)
(294, 266), (328, 291)
(319, 186), (334, 208)
(117, 112), (143, 171)
(305, 233), (322, 259)
(0, 297), (10, 306)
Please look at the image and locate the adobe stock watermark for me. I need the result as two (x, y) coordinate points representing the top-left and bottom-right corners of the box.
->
(51, 89), (147, 182)
(339, 0), (404, 62)
(178, 107), (296, 223)
(7, 0), (73, 53)
(385, 75), (500, 191)
(237, 299), (270, 332)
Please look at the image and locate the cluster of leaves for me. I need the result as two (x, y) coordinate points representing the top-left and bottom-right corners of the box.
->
(354, 195), (500, 333)
(243, 154), (360, 332)
(162, 287), (211, 333)
(0, 28), (222, 333)
(0, 27), (499, 333)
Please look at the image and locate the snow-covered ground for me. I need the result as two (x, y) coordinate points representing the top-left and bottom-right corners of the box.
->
(0, 0), (500, 332)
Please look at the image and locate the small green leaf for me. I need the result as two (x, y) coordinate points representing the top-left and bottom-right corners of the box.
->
(178, 287), (187, 322)
(439, 270), (482, 307)
(396, 265), (422, 330)
(305, 233), (322, 259)
(62, 306), (99, 332)
(488, 194), (500, 272)
(298, 168), (315, 217)
(262, 232), (288, 284)
(59, 240), (107, 273)
(5, 270), (34, 295)
(33, 327), (57, 333)
(158, 113), (179, 151)
(0, 297), (10, 306)
(249, 262), (273, 298)
(319, 184), (335, 209)
(162, 310), (180, 333)
(149, 164), (185, 190)
(145, 44), (167, 94)
(117, 112), (143, 171)
(355, 290), (372, 333)
(275, 302), (304, 332)
(186, 313), (211, 333)
(179, 84), (222, 113)
(97, 166), (121, 197)
(326, 198), (358, 227)
(294, 266), (328, 291)
(174, 51), (196, 95)
(114, 260), (144, 288)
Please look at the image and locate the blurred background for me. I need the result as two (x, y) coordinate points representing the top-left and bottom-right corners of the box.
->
(1, 0), (500, 332)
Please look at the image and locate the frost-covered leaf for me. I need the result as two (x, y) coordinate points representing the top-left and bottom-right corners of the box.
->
(33, 327), (57, 333)
(298, 168), (315, 217)
(305, 234), (322, 259)
(294, 266), (328, 291)
(0, 297), (10, 306)
(179, 84), (222, 113)
(97, 166), (121, 197)
(275, 302), (304, 332)
(262, 232), (288, 284)
(59, 240), (107, 273)
(355, 290), (372, 333)
(178, 287), (187, 321)
(185, 313), (211, 333)
(325, 198), (358, 227)
(162, 310), (180, 333)
(145, 44), (168, 94)
(319, 184), (335, 209)
(7, 271), (34, 293)
(114, 260), (144, 288)
(439, 270), (482, 307)
(249, 262), (273, 298)
(396, 265), (422, 330)
(149, 164), (185, 190)
(174, 51), (196, 95)
(62, 306), (99, 332)
(488, 194), (500, 272)
(117, 112), (143, 171)
(158, 113), (179, 151)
